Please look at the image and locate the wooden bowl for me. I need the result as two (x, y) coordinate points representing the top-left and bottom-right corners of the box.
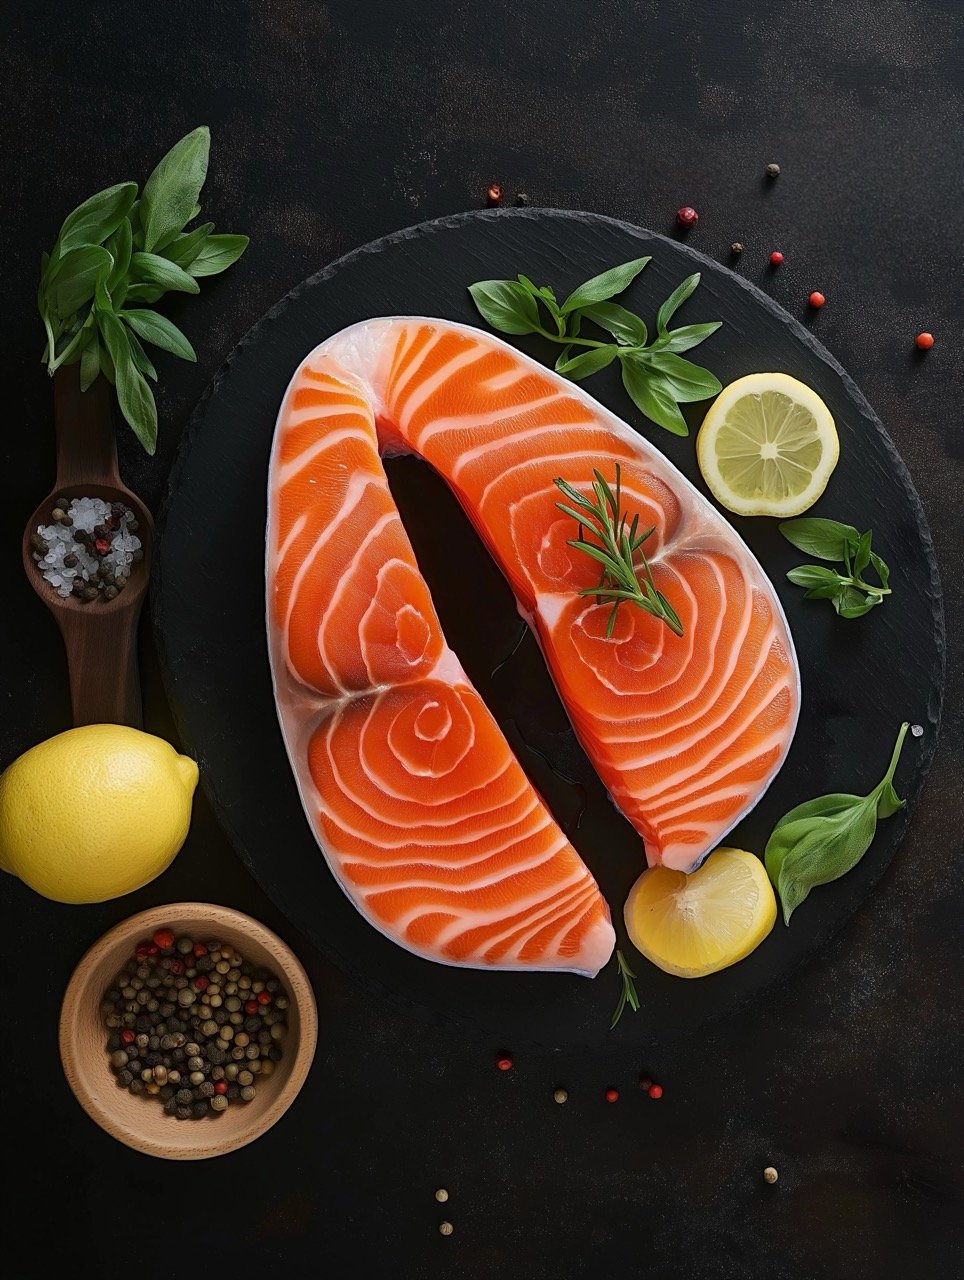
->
(59, 903), (318, 1160)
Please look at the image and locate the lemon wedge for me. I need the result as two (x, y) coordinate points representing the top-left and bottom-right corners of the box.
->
(696, 373), (838, 517)
(624, 847), (776, 978)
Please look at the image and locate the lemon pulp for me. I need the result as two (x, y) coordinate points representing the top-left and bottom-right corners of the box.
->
(624, 846), (776, 978)
(697, 373), (838, 517)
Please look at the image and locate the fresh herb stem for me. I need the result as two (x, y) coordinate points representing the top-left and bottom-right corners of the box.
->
(554, 464), (684, 638)
(780, 517), (892, 619)
(611, 949), (641, 1029)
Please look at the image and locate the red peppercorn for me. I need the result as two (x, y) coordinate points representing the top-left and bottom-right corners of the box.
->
(808, 291), (825, 308)
(193, 975), (209, 992)
(257, 990), (272, 1005)
(94, 537), (110, 555)
(244, 999), (259, 1015)
(170, 959), (184, 975)
(193, 942), (208, 957)
(120, 1029), (135, 1045)
(648, 1083), (663, 1099)
(153, 928), (175, 950)
(676, 206), (699, 229)
(769, 251), (784, 266)
(915, 332), (935, 350)
(496, 1056), (513, 1071)
(135, 943), (152, 960)
(605, 1088), (619, 1103)
(214, 1081), (228, 1095)
(487, 183), (503, 206)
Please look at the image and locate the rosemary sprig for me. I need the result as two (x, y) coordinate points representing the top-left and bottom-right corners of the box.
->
(611, 949), (641, 1029)
(553, 464), (684, 639)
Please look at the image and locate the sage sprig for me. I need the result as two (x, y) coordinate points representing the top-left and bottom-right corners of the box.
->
(765, 722), (910, 924)
(780, 518), (892, 619)
(468, 259), (722, 437)
(38, 126), (249, 455)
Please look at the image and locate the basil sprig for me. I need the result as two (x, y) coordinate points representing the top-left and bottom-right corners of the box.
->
(765, 722), (910, 924)
(468, 259), (722, 437)
(38, 126), (249, 455)
(780, 518), (892, 619)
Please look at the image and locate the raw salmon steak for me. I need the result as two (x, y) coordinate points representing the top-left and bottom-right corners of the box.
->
(267, 318), (800, 973)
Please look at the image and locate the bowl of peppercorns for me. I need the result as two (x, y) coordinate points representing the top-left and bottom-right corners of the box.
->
(59, 903), (317, 1160)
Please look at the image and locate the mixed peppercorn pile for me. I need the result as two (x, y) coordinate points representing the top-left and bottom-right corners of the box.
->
(101, 928), (288, 1120)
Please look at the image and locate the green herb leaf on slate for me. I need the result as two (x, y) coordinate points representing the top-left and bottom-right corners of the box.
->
(139, 125), (210, 254)
(187, 233), (250, 277)
(765, 723), (910, 924)
(54, 182), (138, 257)
(121, 309), (197, 362)
(469, 258), (722, 436)
(780, 518), (892, 618)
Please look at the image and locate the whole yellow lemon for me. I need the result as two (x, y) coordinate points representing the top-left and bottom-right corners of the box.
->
(0, 725), (198, 903)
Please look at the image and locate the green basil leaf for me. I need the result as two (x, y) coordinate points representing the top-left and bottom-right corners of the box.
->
(55, 182), (137, 256)
(641, 351), (722, 402)
(98, 310), (157, 453)
(786, 564), (844, 590)
(187, 233), (249, 277)
(869, 551), (890, 590)
(468, 279), (542, 335)
(766, 797), (880, 923)
(130, 251), (201, 295)
(121, 309), (196, 362)
(124, 283), (166, 304)
(79, 338), (101, 391)
(161, 222), (215, 268)
(44, 245), (112, 318)
(578, 302), (647, 346)
(98, 338), (116, 386)
(560, 256), (650, 315)
(779, 518), (860, 562)
(853, 529), (873, 576)
(139, 126), (210, 253)
(656, 321), (722, 353)
(655, 273), (700, 335)
(105, 218), (133, 294)
(804, 582), (848, 600)
(831, 586), (875, 617)
(621, 360), (689, 436)
(771, 793), (865, 834)
(554, 345), (617, 380)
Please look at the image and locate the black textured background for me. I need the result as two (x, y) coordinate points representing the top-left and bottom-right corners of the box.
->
(1, 3), (962, 1278)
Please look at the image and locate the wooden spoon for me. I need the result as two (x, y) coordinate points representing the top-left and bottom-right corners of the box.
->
(21, 364), (154, 729)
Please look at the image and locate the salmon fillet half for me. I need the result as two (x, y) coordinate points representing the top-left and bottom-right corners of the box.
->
(267, 318), (800, 975)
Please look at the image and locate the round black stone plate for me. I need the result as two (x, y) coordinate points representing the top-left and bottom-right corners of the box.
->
(154, 210), (944, 1048)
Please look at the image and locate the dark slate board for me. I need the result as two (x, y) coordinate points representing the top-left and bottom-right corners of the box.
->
(153, 209), (944, 1048)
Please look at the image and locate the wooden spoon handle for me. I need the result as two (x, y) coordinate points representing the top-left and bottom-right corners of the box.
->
(53, 365), (121, 489)
(56, 603), (145, 729)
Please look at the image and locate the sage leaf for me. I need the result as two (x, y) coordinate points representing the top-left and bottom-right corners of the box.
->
(852, 529), (873, 576)
(98, 310), (157, 454)
(621, 359), (689, 436)
(130, 251), (201, 295)
(121, 309), (196, 362)
(105, 217), (133, 296)
(139, 126), (210, 253)
(187, 233), (250, 277)
(765, 723), (909, 923)
(870, 552), (890, 589)
(44, 245), (112, 318)
(560, 256), (650, 315)
(655, 273), (700, 334)
(779, 518), (860, 562)
(125, 329), (158, 381)
(832, 586), (878, 618)
(161, 222), (215, 268)
(468, 280), (542, 334)
(554, 345), (617, 380)
(579, 301), (647, 346)
(55, 182), (137, 256)
(79, 339), (100, 391)
(642, 351), (722, 402)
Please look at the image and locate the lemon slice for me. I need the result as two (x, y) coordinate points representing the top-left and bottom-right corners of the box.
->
(624, 847), (776, 978)
(696, 373), (838, 517)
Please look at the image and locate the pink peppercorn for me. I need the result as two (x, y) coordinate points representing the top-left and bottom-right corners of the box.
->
(676, 206), (699, 229)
